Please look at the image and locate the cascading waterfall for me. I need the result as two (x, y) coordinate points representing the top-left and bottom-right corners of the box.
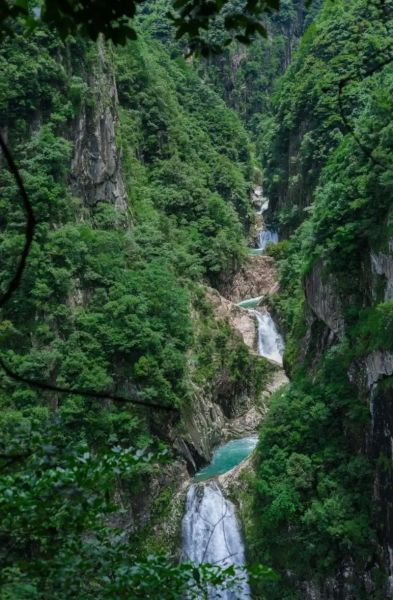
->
(180, 188), (283, 599)
(258, 229), (278, 251)
(251, 310), (284, 364)
(258, 199), (269, 214)
(253, 194), (278, 251)
(182, 482), (251, 599)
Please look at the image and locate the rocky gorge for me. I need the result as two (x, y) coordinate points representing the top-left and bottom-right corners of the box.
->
(1, 0), (393, 598)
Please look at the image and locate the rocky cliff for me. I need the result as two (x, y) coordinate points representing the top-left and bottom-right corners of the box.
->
(70, 39), (128, 213)
(249, 0), (393, 597)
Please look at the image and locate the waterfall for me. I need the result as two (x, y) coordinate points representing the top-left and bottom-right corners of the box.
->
(182, 482), (251, 599)
(251, 310), (284, 364)
(258, 229), (278, 251)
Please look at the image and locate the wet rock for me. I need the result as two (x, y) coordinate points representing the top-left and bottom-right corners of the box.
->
(365, 351), (393, 388)
(205, 287), (257, 352)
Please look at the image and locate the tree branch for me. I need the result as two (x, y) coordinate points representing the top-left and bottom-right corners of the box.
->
(0, 130), (36, 308)
(0, 135), (177, 413)
(0, 354), (177, 411)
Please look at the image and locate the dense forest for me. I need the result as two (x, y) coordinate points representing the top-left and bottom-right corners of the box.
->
(0, 0), (393, 598)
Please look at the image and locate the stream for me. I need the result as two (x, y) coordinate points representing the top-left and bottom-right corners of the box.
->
(182, 438), (257, 598)
(181, 192), (284, 598)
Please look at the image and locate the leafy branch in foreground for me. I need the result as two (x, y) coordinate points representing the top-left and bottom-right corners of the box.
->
(0, 0), (298, 52)
(0, 417), (276, 598)
(0, 132), (36, 310)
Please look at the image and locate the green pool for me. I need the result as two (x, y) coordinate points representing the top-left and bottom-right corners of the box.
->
(194, 436), (258, 481)
(236, 296), (263, 309)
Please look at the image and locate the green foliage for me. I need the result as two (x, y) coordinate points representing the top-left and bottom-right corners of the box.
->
(350, 301), (393, 355)
(262, 0), (393, 234)
(0, 21), (258, 598)
(115, 34), (252, 283)
(251, 349), (374, 598)
(0, 0), (297, 52)
(194, 309), (271, 406)
(248, 0), (393, 596)
(195, 0), (314, 136)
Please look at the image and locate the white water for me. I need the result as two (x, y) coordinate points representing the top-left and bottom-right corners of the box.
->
(258, 229), (278, 250)
(251, 310), (284, 365)
(253, 186), (268, 214)
(182, 482), (251, 599)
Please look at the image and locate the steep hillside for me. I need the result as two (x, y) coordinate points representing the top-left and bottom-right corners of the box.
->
(196, 0), (321, 158)
(249, 0), (393, 598)
(0, 25), (272, 597)
(2, 0), (393, 597)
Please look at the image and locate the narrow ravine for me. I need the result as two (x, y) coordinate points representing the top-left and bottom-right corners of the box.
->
(180, 189), (285, 598)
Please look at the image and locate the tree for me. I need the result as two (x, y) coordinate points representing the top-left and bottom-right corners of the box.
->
(0, 0), (290, 53)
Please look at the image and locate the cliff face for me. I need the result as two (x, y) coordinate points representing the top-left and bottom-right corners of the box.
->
(299, 247), (393, 598)
(221, 255), (279, 304)
(177, 284), (272, 471)
(70, 40), (128, 213)
(250, 0), (393, 597)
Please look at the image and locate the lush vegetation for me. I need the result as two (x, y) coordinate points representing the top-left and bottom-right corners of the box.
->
(250, 0), (393, 596)
(0, 0), (299, 52)
(3, 0), (393, 597)
(0, 21), (269, 598)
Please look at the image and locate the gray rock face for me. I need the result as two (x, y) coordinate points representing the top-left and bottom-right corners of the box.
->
(300, 568), (376, 600)
(71, 39), (128, 213)
(367, 244), (393, 593)
(365, 351), (393, 389)
(304, 260), (345, 337)
(371, 246), (393, 301)
(300, 245), (393, 598)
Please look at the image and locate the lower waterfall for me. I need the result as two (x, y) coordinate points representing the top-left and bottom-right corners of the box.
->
(182, 482), (251, 599)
